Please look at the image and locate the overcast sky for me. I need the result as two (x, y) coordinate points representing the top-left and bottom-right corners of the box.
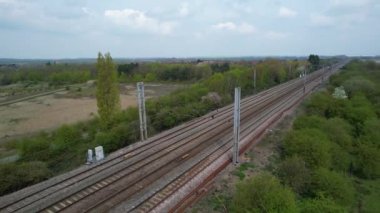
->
(0, 0), (379, 58)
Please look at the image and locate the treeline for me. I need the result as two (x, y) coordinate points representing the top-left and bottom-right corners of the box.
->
(227, 60), (380, 212)
(117, 60), (306, 83)
(0, 64), (94, 86)
(1, 59), (316, 86)
(0, 58), (309, 196)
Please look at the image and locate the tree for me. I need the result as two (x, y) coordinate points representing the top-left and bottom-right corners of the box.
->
(96, 52), (120, 128)
(308, 54), (320, 71)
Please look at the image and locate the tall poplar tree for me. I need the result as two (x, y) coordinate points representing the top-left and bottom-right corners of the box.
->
(96, 52), (120, 128)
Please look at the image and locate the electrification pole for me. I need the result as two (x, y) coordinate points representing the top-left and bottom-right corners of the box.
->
(137, 82), (148, 141)
(303, 68), (307, 94)
(253, 68), (257, 93)
(233, 87), (241, 165)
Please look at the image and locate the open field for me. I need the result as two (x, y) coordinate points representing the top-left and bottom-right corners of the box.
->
(0, 83), (183, 142)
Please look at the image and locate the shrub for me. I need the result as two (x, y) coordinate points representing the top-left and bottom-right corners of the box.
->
(283, 129), (331, 169)
(277, 156), (311, 195)
(52, 125), (82, 151)
(322, 118), (353, 150)
(20, 135), (52, 162)
(293, 115), (327, 130)
(344, 94), (376, 136)
(299, 196), (346, 213)
(330, 143), (351, 173)
(0, 161), (51, 196)
(310, 168), (355, 206)
(93, 132), (116, 153)
(305, 92), (348, 118)
(230, 173), (298, 213)
(342, 77), (376, 98)
(361, 118), (380, 146)
(354, 142), (380, 179)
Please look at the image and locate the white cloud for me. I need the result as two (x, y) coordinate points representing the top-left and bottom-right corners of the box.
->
(212, 22), (256, 34)
(82, 7), (95, 16)
(178, 2), (189, 17)
(278, 7), (297, 18)
(104, 9), (175, 35)
(310, 14), (335, 27)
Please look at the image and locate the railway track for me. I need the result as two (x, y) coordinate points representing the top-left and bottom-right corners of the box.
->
(0, 61), (348, 213)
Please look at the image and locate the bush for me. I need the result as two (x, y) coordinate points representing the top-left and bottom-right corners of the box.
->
(20, 135), (52, 162)
(299, 196), (346, 213)
(230, 173), (298, 213)
(277, 156), (311, 195)
(330, 143), (351, 173)
(310, 168), (355, 207)
(305, 92), (348, 118)
(283, 129), (331, 169)
(0, 161), (51, 196)
(93, 132), (116, 153)
(361, 118), (380, 146)
(52, 125), (82, 151)
(322, 118), (353, 150)
(342, 77), (376, 98)
(293, 115), (326, 130)
(354, 142), (380, 179)
(344, 94), (376, 136)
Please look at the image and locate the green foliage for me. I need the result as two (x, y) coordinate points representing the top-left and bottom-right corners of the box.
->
(343, 77), (376, 98)
(344, 94), (376, 136)
(0, 161), (51, 196)
(96, 52), (121, 128)
(51, 125), (82, 151)
(360, 118), (380, 145)
(19, 134), (52, 162)
(305, 91), (348, 118)
(283, 129), (331, 168)
(356, 178), (380, 213)
(354, 142), (380, 179)
(322, 118), (353, 150)
(231, 173), (298, 213)
(299, 196), (346, 213)
(330, 143), (351, 173)
(308, 54), (320, 71)
(310, 168), (355, 206)
(293, 115), (327, 130)
(277, 156), (311, 195)
(0, 64), (93, 86)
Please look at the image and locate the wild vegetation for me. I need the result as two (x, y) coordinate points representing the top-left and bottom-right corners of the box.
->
(201, 60), (380, 213)
(0, 56), (318, 196)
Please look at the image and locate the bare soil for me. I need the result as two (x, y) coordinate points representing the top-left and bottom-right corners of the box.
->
(0, 83), (183, 142)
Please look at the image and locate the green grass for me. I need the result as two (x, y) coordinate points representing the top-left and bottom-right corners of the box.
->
(232, 162), (255, 180)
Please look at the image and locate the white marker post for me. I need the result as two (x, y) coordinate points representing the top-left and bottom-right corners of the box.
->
(86, 149), (93, 164)
(95, 146), (104, 161)
(233, 87), (241, 165)
(137, 82), (148, 141)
